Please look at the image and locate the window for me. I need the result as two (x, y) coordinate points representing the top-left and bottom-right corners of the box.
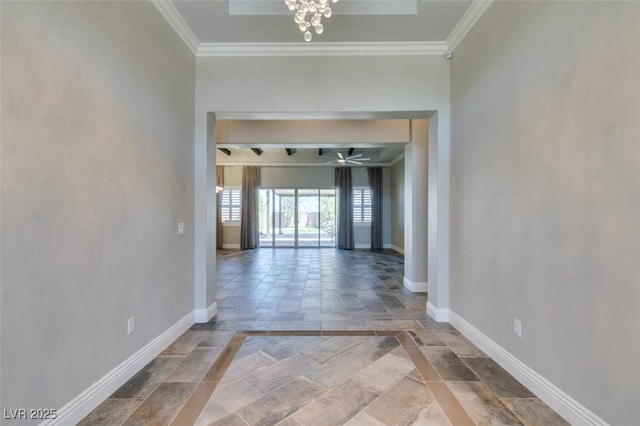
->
(353, 187), (372, 224)
(220, 189), (241, 223)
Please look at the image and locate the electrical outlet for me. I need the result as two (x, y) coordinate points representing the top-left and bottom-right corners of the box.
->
(177, 222), (185, 235)
(513, 318), (522, 338)
(127, 316), (135, 335)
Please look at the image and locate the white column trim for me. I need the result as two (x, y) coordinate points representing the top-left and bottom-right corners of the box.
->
(403, 277), (427, 293)
(194, 302), (218, 323)
(426, 301), (449, 322)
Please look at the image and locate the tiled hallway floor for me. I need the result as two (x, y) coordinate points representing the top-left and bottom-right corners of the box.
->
(80, 249), (568, 425)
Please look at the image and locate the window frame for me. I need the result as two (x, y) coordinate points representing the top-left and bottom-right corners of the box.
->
(220, 187), (241, 226)
(352, 187), (372, 226)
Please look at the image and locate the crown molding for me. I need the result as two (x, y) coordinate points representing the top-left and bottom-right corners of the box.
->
(197, 41), (448, 57)
(152, 0), (489, 57)
(150, 0), (199, 55)
(445, 0), (494, 52)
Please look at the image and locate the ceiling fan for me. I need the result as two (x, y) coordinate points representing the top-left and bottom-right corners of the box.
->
(324, 152), (370, 165)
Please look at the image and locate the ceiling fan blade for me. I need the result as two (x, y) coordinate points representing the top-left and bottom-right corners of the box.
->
(337, 152), (345, 160)
(324, 160), (337, 165)
(346, 154), (362, 160)
(347, 160), (363, 165)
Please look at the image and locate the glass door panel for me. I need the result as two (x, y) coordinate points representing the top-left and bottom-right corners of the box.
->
(319, 189), (336, 247)
(297, 189), (320, 247)
(258, 189), (273, 247)
(274, 189), (296, 247)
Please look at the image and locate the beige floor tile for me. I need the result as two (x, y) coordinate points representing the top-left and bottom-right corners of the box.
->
(236, 377), (326, 426)
(275, 418), (302, 426)
(207, 413), (249, 426)
(194, 379), (262, 426)
(170, 381), (218, 426)
(348, 335), (400, 361)
(166, 347), (224, 382)
(292, 380), (379, 425)
(219, 351), (275, 384)
(435, 329), (485, 357)
(408, 329), (447, 347)
(447, 381), (523, 425)
(78, 399), (142, 426)
(462, 357), (534, 398)
(111, 356), (184, 399)
(122, 382), (196, 426)
(262, 337), (327, 360)
(503, 398), (570, 425)
(162, 331), (211, 355)
(419, 346), (479, 382)
(245, 353), (320, 394)
(352, 352), (415, 394)
(300, 336), (366, 363)
(197, 330), (237, 347)
(343, 412), (386, 426)
(365, 377), (436, 425)
(302, 349), (373, 389)
(414, 401), (452, 425)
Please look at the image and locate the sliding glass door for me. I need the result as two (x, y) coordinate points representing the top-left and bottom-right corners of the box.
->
(258, 188), (335, 247)
(298, 189), (319, 247)
(319, 189), (336, 247)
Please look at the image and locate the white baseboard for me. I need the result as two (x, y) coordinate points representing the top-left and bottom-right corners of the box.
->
(403, 277), (427, 293)
(194, 302), (218, 323)
(44, 311), (195, 426)
(448, 311), (607, 426)
(222, 243), (240, 249)
(390, 244), (404, 254)
(426, 301), (449, 322)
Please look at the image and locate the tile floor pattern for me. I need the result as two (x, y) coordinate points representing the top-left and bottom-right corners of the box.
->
(80, 249), (568, 425)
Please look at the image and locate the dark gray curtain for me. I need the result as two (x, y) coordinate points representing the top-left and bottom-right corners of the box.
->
(368, 167), (383, 250)
(240, 166), (260, 249)
(216, 166), (224, 249)
(335, 167), (354, 250)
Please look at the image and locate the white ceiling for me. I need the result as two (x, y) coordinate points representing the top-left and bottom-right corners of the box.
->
(171, 0), (474, 44)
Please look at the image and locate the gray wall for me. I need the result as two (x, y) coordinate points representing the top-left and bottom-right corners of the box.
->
(450, 2), (639, 424)
(391, 158), (405, 251)
(220, 166), (392, 248)
(1, 1), (195, 420)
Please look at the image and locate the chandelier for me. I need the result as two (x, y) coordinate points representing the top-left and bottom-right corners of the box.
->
(284, 0), (338, 42)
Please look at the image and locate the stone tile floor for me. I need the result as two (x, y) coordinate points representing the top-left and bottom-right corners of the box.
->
(80, 249), (568, 425)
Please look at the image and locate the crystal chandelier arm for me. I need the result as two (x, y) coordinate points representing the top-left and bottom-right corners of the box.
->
(285, 0), (338, 42)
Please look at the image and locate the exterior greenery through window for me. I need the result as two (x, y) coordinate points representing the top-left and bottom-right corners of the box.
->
(220, 189), (241, 223)
(353, 187), (372, 224)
